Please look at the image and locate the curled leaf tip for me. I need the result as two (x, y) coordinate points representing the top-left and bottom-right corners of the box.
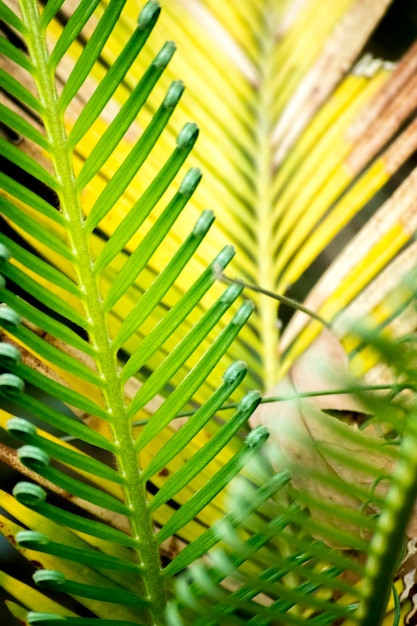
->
(7, 416), (37, 439)
(179, 167), (202, 196)
(212, 245), (235, 272)
(138, 0), (161, 30)
(18, 445), (50, 471)
(16, 530), (49, 548)
(239, 389), (262, 413)
(33, 569), (66, 587)
(0, 305), (21, 328)
(232, 300), (255, 324)
(221, 281), (243, 303)
(177, 122), (199, 149)
(155, 41), (176, 68)
(163, 80), (184, 108)
(192, 210), (215, 237)
(0, 372), (24, 396)
(0, 342), (21, 366)
(223, 361), (247, 384)
(13, 481), (47, 507)
(246, 425), (269, 448)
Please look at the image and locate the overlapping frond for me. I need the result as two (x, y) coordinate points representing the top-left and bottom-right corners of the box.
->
(0, 1), (262, 623)
(168, 324), (417, 625)
(123, 0), (417, 390)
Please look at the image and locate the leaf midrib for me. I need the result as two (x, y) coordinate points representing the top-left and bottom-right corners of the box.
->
(18, 1), (167, 622)
(253, 2), (281, 390)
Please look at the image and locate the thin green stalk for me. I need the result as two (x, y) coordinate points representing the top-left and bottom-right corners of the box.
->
(18, 2), (166, 623)
(131, 383), (405, 425)
(218, 270), (331, 329)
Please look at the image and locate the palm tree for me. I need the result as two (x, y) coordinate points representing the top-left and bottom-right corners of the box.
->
(1, 0), (417, 624)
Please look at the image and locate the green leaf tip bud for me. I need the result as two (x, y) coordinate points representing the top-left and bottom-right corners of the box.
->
(177, 122), (199, 149)
(239, 389), (262, 414)
(0, 372), (24, 396)
(163, 80), (184, 109)
(223, 361), (247, 384)
(179, 168), (202, 196)
(18, 445), (50, 471)
(7, 417), (37, 440)
(16, 530), (49, 548)
(13, 481), (46, 507)
(221, 281), (243, 303)
(232, 300), (255, 325)
(245, 425), (269, 448)
(154, 41), (176, 69)
(212, 246), (235, 273)
(33, 570), (66, 587)
(0, 342), (21, 366)
(192, 210), (215, 237)
(138, 0), (160, 30)
(0, 305), (21, 328)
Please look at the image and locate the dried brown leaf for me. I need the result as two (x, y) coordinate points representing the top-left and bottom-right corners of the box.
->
(250, 330), (396, 546)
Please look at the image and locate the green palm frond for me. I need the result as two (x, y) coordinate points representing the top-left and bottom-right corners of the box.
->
(0, 1), (262, 623)
(170, 325), (417, 625)
(2, 1), (417, 625)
